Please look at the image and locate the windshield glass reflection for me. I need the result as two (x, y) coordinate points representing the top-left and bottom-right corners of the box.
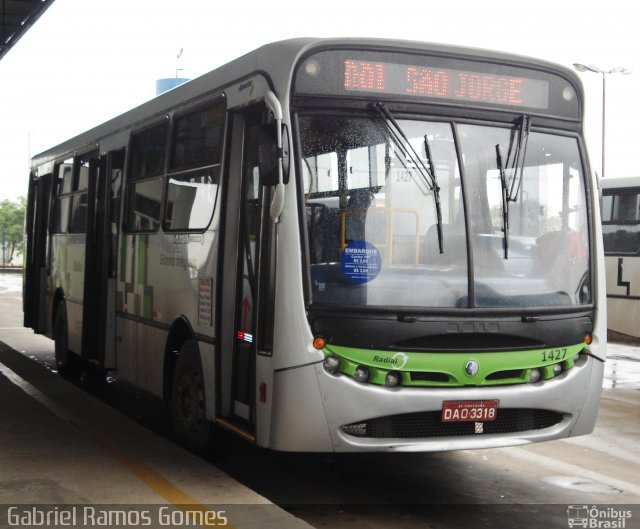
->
(299, 114), (591, 310)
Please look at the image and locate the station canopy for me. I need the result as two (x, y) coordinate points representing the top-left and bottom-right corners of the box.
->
(1, 0), (55, 62)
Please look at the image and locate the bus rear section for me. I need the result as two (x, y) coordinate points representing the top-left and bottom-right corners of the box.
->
(601, 176), (640, 340)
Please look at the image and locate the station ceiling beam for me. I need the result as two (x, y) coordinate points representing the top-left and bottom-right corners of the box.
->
(1, 0), (55, 62)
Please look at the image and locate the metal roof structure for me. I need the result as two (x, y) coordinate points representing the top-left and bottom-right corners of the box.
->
(1, 0), (55, 61)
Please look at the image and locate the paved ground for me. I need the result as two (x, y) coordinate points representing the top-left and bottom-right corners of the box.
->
(0, 274), (313, 529)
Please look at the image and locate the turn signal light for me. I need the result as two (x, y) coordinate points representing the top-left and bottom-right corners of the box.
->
(313, 336), (326, 350)
(584, 334), (592, 345)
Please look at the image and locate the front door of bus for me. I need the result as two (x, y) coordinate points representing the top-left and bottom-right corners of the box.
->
(219, 108), (272, 435)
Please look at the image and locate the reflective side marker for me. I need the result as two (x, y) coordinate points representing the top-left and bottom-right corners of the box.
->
(236, 331), (254, 343)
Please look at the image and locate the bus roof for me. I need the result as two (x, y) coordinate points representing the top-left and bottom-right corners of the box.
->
(30, 37), (582, 169)
(600, 176), (640, 190)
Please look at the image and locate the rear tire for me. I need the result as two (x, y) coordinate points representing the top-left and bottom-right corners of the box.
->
(171, 340), (212, 454)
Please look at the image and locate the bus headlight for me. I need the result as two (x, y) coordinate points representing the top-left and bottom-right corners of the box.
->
(353, 365), (370, 383)
(323, 354), (341, 374)
(384, 371), (402, 387)
(552, 363), (562, 376)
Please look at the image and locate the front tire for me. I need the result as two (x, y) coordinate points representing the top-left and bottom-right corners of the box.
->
(171, 340), (212, 454)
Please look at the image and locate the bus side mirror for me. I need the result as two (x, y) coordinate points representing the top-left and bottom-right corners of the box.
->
(258, 125), (279, 187)
(261, 91), (287, 222)
(281, 125), (290, 185)
(258, 124), (290, 187)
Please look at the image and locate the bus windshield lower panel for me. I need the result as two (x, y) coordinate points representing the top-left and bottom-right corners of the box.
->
(300, 115), (591, 310)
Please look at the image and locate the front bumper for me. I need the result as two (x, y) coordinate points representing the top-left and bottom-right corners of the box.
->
(268, 352), (603, 452)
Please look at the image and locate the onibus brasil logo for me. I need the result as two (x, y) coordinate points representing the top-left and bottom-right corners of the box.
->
(567, 505), (633, 528)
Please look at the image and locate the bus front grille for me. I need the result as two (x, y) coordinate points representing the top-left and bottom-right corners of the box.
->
(341, 409), (563, 439)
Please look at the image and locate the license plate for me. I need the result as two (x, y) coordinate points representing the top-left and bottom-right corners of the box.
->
(441, 400), (499, 422)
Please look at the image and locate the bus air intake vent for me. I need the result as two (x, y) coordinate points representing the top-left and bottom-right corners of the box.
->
(409, 372), (450, 383)
(341, 409), (563, 439)
(485, 369), (524, 381)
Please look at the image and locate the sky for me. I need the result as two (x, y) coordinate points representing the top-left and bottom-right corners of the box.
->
(0, 0), (639, 202)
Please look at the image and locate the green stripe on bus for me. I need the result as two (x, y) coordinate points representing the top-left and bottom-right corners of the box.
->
(137, 235), (147, 286)
(324, 343), (585, 387)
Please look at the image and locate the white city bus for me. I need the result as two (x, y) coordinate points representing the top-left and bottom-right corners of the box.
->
(24, 38), (606, 454)
(601, 176), (640, 340)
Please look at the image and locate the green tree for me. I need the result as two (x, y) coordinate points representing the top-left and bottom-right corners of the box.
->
(0, 196), (26, 265)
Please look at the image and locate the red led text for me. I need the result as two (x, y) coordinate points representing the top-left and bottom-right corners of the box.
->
(406, 67), (449, 96)
(344, 60), (387, 92)
(342, 58), (544, 109)
(454, 73), (523, 105)
(405, 67), (524, 106)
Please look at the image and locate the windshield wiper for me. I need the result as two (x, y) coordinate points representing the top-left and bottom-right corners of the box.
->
(373, 102), (443, 254)
(423, 134), (444, 255)
(508, 115), (531, 203)
(495, 115), (531, 259)
(495, 144), (510, 259)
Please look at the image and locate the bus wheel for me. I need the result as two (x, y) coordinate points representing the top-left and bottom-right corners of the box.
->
(171, 340), (211, 454)
(54, 302), (79, 380)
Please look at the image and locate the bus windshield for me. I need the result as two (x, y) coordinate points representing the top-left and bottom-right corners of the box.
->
(300, 113), (591, 310)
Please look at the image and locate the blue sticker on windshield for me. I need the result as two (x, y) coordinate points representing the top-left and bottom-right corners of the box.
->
(341, 241), (382, 284)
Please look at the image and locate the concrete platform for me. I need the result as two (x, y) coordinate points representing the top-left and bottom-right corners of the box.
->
(0, 338), (313, 529)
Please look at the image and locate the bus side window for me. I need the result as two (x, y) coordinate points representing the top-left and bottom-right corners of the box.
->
(51, 161), (73, 234)
(165, 99), (225, 231)
(616, 193), (640, 222)
(129, 179), (163, 231)
(110, 150), (125, 278)
(69, 194), (88, 233)
(68, 157), (90, 234)
(603, 192), (640, 255)
(601, 195), (613, 222)
(124, 122), (168, 232)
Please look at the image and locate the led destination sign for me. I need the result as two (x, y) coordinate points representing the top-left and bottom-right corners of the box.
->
(343, 59), (550, 110)
(295, 49), (580, 120)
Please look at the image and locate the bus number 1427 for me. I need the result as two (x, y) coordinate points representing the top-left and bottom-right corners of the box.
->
(542, 348), (568, 362)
